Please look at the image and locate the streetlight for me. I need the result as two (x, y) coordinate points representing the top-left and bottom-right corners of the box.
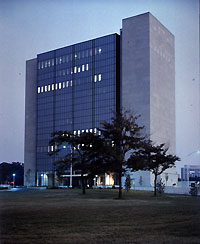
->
(12, 174), (16, 187)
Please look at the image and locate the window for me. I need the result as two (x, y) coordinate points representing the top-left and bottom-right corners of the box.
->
(63, 82), (65, 88)
(48, 85), (51, 91)
(94, 75), (97, 82)
(51, 145), (54, 152)
(59, 57), (62, 64)
(70, 80), (73, 86)
(38, 87), (40, 94)
(45, 61), (47, 68)
(98, 74), (101, 81)
(41, 62), (44, 69)
(48, 60), (51, 67)
(98, 48), (102, 54)
(55, 83), (58, 90)
(45, 86), (47, 92)
(78, 67), (80, 73)
(86, 64), (89, 71)
(59, 82), (62, 89)
(52, 84), (54, 90)
(66, 81), (69, 87)
(51, 59), (54, 66)
(74, 66), (77, 73)
(82, 64), (85, 72)
(90, 129), (92, 133)
(41, 86), (44, 93)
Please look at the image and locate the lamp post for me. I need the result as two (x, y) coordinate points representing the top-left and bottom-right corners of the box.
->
(12, 174), (16, 187)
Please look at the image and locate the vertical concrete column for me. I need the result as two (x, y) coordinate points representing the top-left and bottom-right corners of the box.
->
(24, 58), (37, 186)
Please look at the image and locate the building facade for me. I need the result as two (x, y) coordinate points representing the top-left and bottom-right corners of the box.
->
(24, 12), (178, 187)
(181, 165), (200, 181)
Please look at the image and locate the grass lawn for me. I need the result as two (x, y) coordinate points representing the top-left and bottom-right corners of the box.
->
(0, 189), (200, 244)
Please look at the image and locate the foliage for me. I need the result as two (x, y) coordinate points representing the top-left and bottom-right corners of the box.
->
(49, 131), (107, 194)
(0, 162), (24, 185)
(189, 183), (198, 196)
(128, 140), (180, 196)
(100, 110), (145, 198)
(125, 174), (131, 191)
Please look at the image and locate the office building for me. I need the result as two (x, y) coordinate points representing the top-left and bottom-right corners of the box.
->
(24, 12), (178, 187)
(181, 165), (200, 181)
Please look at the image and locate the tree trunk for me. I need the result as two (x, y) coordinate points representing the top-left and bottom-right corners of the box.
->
(118, 171), (122, 199)
(154, 174), (157, 196)
(81, 171), (86, 194)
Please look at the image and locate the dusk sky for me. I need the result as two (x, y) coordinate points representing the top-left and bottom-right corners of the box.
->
(0, 0), (199, 174)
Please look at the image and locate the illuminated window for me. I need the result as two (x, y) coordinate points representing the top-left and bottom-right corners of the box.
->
(75, 54), (77, 59)
(86, 129), (89, 133)
(86, 64), (89, 71)
(48, 85), (51, 91)
(41, 86), (44, 93)
(71, 68), (73, 74)
(55, 83), (58, 90)
(52, 84), (54, 90)
(99, 48), (102, 54)
(98, 74), (101, 81)
(51, 59), (54, 66)
(51, 145), (54, 152)
(59, 57), (62, 64)
(74, 131), (76, 135)
(78, 67), (81, 73)
(45, 61), (47, 68)
(94, 128), (97, 134)
(94, 75), (97, 82)
(70, 80), (73, 86)
(66, 81), (69, 87)
(82, 130), (84, 133)
(90, 129), (93, 133)
(41, 62), (44, 69)
(38, 87), (40, 94)
(59, 82), (62, 89)
(45, 86), (47, 92)
(82, 64), (85, 72)
(74, 66), (77, 73)
(48, 60), (51, 67)
(78, 130), (80, 135)
(63, 82), (65, 88)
